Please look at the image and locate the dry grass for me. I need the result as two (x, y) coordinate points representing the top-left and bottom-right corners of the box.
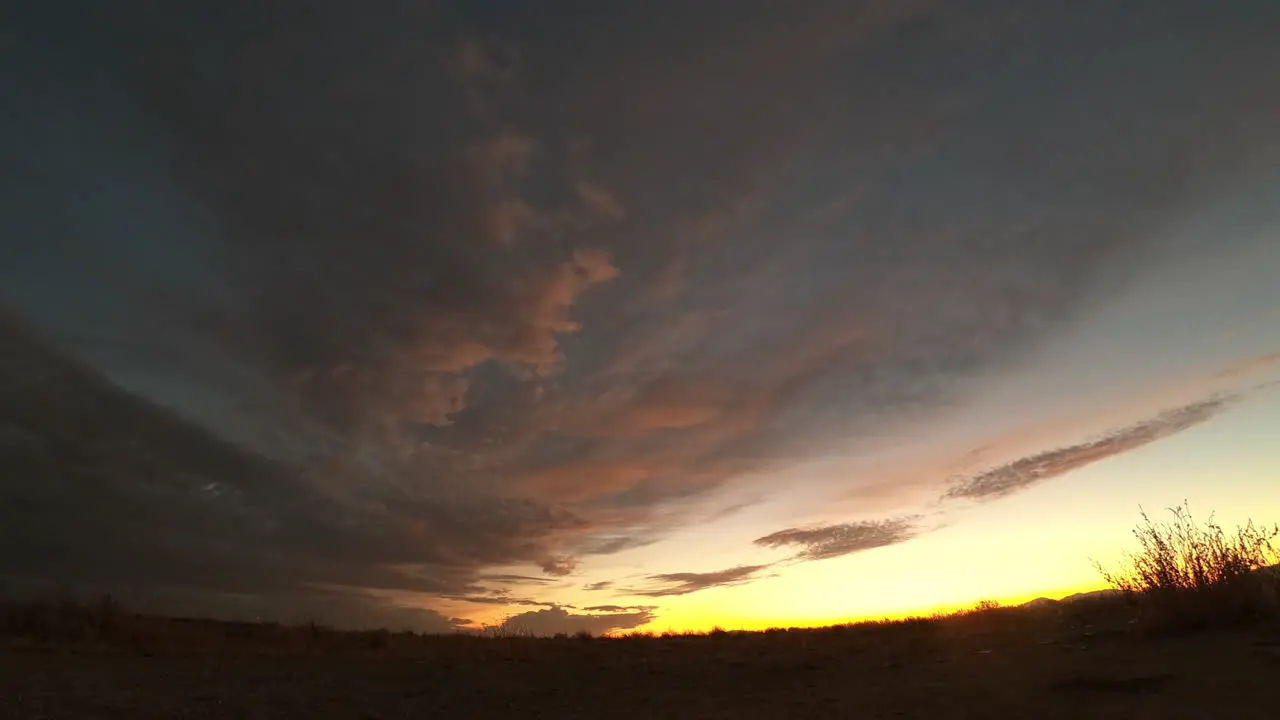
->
(1094, 502), (1280, 633)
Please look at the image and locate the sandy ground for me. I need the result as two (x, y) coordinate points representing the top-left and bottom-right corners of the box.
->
(3, 616), (1279, 719)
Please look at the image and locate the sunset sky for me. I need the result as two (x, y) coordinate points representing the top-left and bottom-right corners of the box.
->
(3, 1), (1279, 636)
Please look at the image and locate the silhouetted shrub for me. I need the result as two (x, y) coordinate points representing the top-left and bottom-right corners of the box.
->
(1094, 502), (1280, 632)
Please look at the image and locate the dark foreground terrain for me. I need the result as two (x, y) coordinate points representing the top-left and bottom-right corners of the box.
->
(3, 603), (1279, 719)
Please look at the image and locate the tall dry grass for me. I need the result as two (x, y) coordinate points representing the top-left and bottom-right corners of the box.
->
(1094, 502), (1280, 632)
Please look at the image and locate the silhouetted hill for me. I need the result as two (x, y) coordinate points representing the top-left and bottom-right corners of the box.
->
(1017, 589), (1121, 610)
(1059, 589), (1122, 604)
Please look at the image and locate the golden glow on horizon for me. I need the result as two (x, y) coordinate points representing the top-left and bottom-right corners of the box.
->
(618, 581), (1111, 636)
(445, 387), (1280, 636)
(453, 490), (1279, 636)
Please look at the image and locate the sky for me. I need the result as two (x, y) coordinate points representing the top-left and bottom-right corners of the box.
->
(2, 0), (1279, 636)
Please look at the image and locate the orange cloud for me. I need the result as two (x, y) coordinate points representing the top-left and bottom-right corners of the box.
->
(556, 374), (731, 438)
(500, 309), (872, 522)
(624, 403), (724, 431)
(514, 465), (652, 503)
(498, 249), (621, 373)
(414, 336), (495, 374)
(404, 373), (472, 426)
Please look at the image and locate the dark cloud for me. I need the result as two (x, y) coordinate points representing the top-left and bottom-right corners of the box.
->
(944, 396), (1238, 502)
(539, 556), (580, 577)
(582, 581), (614, 592)
(439, 595), (561, 609)
(754, 518), (920, 561)
(496, 606), (655, 637)
(581, 604), (656, 613)
(627, 565), (774, 598)
(0, 312), (578, 628)
(477, 574), (557, 585)
(577, 536), (661, 557)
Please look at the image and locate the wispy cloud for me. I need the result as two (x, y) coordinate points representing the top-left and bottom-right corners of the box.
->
(581, 604), (657, 613)
(754, 517), (920, 561)
(627, 565), (774, 597)
(944, 396), (1238, 502)
(477, 573), (557, 586)
(438, 595), (562, 609)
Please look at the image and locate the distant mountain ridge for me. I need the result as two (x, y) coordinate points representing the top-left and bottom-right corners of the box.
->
(1021, 565), (1280, 609)
(1019, 588), (1121, 609)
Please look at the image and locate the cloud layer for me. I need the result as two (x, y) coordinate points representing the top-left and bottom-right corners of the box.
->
(3, 1), (1279, 630)
(627, 566), (776, 598)
(754, 518), (921, 562)
(944, 396), (1237, 502)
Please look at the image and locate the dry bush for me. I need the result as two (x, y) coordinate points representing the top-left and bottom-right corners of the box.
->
(1094, 502), (1280, 632)
(970, 599), (1001, 613)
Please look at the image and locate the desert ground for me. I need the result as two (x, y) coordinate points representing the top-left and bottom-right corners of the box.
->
(3, 600), (1278, 719)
